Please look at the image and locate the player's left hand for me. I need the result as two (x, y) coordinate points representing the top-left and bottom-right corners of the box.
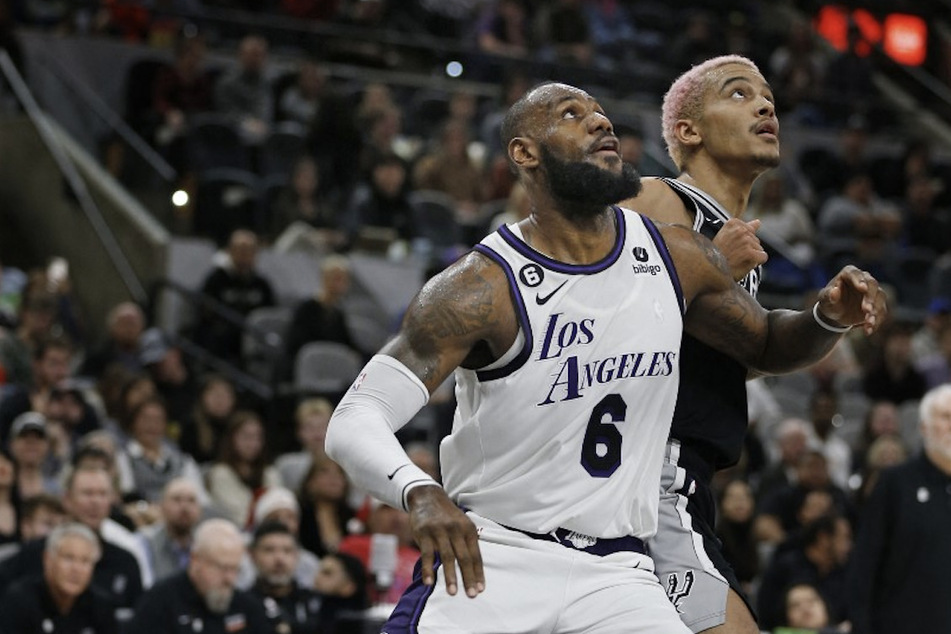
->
(815, 265), (888, 335)
(712, 218), (768, 281)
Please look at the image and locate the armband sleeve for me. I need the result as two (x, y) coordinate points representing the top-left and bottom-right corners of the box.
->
(325, 354), (439, 510)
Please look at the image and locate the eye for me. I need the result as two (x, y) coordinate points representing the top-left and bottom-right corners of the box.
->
(731, 88), (746, 99)
(561, 107), (580, 119)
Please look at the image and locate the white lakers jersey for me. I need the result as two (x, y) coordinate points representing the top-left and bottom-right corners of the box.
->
(442, 207), (685, 540)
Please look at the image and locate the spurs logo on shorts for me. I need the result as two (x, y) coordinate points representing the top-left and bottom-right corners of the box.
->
(666, 570), (695, 613)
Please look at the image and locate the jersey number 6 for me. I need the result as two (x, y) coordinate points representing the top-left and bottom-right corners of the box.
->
(581, 394), (626, 477)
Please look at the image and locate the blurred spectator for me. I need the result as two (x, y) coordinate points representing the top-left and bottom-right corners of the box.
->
(768, 18), (827, 126)
(848, 384), (951, 634)
(206, 410), (282, 527)
(344, 153), (416, 250)
(487, 181), (531, 232)
(125, 518), (269, 633)
(338, 499), (420, 605)
(277, 58), (326, 127)
(776, 582), (840, 634)
(358, 104), (409, 175)
(0, 467), (143, 612)
(534, 0), (597, 67)
(137, 477), (202, 584)
(0, 335), (73, 441)
(756, 450), (853, 546)
(914, 320), (951, 388)
(876, 138), (951, 205)
(853, 434), (907, 508)
(0, 522), (118, 634)
(861, 321), (927, 405)
(475, 0), (532, 59)
(807, 390), (852, 490)
(214, 34), (273, 144)
(715, 479), (760, 595)
(757, 514), (852, 631)
(668, 9), (721, 74)
(479, 70), (530, 157)
(275, 397), (332, 492)
(0, 257), (26, 329)
(138, 328), (197, 429)
(899, 174), (951, 255)
(297, 456), (353, 558)
(412, 118), (485, 220)
(747, 170), (819, 291)
(0, 493), (65, 564)
(816, 168), (901, 283)
(151, 32), (214, 171)
(0, 290), (58, 387)
(313, 552), (369, 626)
(269, 155), (345, 251)
(821, 24), (876, 127)
(0, 448), (17, 545)
(757, 417), (813, 506)
(247, 521), (323, 632)
(79, 302), (146, 380)
(582, 0), (640, 71)
(46, 381), (101, 448)
(115, 397), (207, 505)
(178, 373), (236, 465)
(9, 411), (59, 499)
(851, 400), (901, 474)
(354, 83), (397, 131)
(106, 372), (158, 439)
(911, 296), (951, 363)
(194, 229), (276, 365)
(284, 255), (355, 370)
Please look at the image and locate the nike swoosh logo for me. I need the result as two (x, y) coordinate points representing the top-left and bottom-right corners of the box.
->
(387, 464), (410, 481)
(536, 280), (568, 305)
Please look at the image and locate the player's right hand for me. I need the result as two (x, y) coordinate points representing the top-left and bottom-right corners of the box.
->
(406, 485), (485, 598)
(712, 218), (767, 281)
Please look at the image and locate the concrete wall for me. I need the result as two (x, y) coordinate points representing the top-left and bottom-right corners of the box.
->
(0, 114), (168, 341)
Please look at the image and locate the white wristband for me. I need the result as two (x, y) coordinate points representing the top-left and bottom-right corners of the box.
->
(812, 302), (851, 333)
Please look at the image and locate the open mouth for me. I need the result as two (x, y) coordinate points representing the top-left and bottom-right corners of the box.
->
(755, 121), (779, 140)
(592, 136), (620, 156)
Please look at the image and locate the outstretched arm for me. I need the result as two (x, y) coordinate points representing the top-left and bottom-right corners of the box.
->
(663, 225), (886, 375)
(326, 252), (516, 600)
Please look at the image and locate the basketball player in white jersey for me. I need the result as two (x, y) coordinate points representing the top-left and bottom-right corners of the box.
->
(325, 82), (886, 633)
(619, 55), (790, 634)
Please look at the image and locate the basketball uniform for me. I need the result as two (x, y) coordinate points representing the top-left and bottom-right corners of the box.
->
(648, 178), (762, 632)
(384, 207), (690, 634)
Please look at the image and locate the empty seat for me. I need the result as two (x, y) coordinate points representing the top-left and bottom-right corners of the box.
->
(294, 341), (364, 396)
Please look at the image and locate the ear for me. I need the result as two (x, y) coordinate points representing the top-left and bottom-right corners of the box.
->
(674, 119), (702, 150)
(509, 136), (540, 170)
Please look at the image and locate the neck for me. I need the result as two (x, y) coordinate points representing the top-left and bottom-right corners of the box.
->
(166, 524), (193, 546)
(257, 578), (293, 598)
(47, 583), (77, 615)
(520, 204), (616, 265)
(679, 160), (761, 218)
(925, 447), (951, 476)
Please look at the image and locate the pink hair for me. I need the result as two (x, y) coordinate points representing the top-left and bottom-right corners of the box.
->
(661, 55), (761, 171)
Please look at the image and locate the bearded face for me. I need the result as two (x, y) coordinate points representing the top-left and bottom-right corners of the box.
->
(539, 144), (642, 215)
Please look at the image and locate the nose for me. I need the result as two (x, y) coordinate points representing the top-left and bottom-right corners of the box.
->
(757, 96), (775, 118)
(588, 110), (613, 134)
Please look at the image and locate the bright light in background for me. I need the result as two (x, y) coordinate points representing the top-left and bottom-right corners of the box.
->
(171, 190), (189, 207)
(445, 61), (463, 78)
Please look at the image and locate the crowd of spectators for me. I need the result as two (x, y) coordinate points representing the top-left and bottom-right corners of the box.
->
(0, 1), (951, 632)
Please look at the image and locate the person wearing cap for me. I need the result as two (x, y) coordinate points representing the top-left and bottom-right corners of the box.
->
(137, 477), (203, 584)
(0, 522), (118, 634)
(126, 518), (269, 634)
(235, 486), (320, 590)
(8, 411), (59, 499)
(247, 521), (323, 634)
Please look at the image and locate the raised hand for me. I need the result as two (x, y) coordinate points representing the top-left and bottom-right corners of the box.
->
(815, 265), (888, 335)
(712, 218), (768, 281)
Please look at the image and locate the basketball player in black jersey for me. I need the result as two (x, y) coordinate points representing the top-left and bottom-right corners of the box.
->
(620, 55), (786, 634)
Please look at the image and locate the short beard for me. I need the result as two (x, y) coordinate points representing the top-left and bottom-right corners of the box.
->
(204, 587), (234, 614)
(261, 572), (295, 587)
(540, 146), (642, 217)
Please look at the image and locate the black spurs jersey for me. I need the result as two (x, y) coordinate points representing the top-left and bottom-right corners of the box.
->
(659, 178), (762, 480)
